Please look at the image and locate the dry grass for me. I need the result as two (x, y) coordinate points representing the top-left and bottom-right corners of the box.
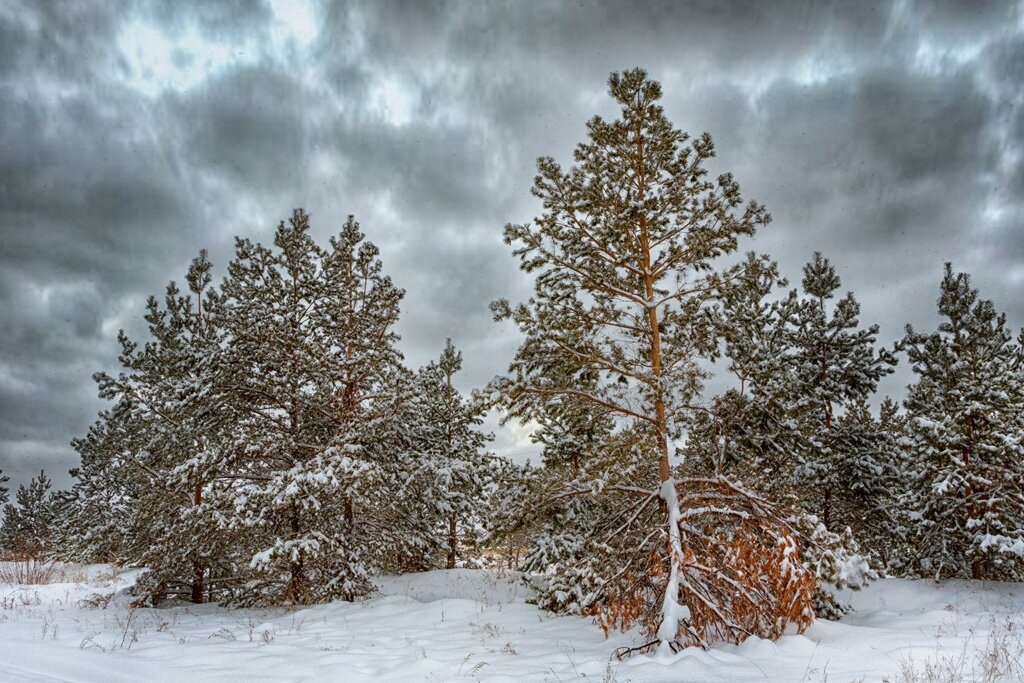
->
(77, 591), (115, 609)
(0, 558), (116, 586)
(891, 616), (1024, 683)
(0, 557), (58, 585)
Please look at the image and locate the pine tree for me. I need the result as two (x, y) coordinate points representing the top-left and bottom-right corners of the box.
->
(388, 340), (496, 570)
(422, 340), (494, 569)
(0, 470), (55, 558)
(787, 253), (897, 531)
(684, 254), (798, 485)
(688, 254), (898, 529)
(901, 264), (1024, 580)
(75, 248), (237, 604)
(350, 366), (444, 576)
(212, 210), (405, 604)
(830, 397), (903, 547)
(0, 468), (7, 506)
(492, 68), (813, 652)
(57, 401), (144, 564)
(684, 254), (894, 616)
(62, 209), (415, 606)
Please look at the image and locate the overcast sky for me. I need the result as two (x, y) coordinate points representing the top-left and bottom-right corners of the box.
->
(1, 0), (1022, 491)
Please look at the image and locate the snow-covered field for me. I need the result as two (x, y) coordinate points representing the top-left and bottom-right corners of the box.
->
(2, 566), (1024, 682)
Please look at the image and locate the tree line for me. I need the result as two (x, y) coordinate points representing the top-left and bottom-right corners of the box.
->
(1, 68), (1022, 655)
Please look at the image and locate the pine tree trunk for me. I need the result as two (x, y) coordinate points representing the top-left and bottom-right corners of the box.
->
(635, 128), (678, 651)
(288, 504), (305, 603)
(822, 399), (833, 530)
(190, 481), (204, 603)
(963, 416), (982, 579)
(446, 512), (457, 570)
(344, 497), (354, 528)
(191, 566), (204, 604)
(636, 172), (669, 478)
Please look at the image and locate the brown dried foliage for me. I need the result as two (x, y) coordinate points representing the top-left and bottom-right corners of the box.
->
(0, 541), (57, 585)
(590, 478), (815, 651)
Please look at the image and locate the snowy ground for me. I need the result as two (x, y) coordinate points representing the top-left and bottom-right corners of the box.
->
(2, 565), (1024, 681)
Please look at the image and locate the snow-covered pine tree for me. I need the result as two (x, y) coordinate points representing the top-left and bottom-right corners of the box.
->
(424, 341), (494, 568)
(214, 210), (404, 604)
(352, 365), (432, 573)
(528, 373), (614, 476)
(370, 344), (505, 574)
(901, 264), (1024, 580)
(689, 254), (897, 533)
(62, 211), (411, 605)
(787, 253), (897, 531)
(492, 68), (814, 652)
(78, 250), (234, 604)
(684, 254), (884, 617)
(776, 255), (894, 614)
(0, 470), (56, 558)
(831, 397), (903, 552)
(56, 402), (142, 564)
(360, 362), (479, 574)
(684, 254), (799, 484)
(872, 395), (921, 573)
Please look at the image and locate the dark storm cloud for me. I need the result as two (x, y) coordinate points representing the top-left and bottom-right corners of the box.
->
(747, 66), (994, 261)
(749, 68), (999, 399)
(1, 0), (1023, 488)
(167, 65), (315, 193)
(980, 34), (1024, 278)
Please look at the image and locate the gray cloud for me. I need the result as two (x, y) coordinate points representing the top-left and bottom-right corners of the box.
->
(1, 0), (1022, 489)
(167, 65), (315, 193)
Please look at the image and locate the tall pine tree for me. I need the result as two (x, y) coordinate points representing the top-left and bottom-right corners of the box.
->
(688, 253), (896, 529)
(212, 210), (404, 604)
(901, 264), (1024, 580)
(397, 340), (495, 569)
(684, 254), (797, 484)
(58, 250), (236, 603)
(493, 68), (813, 652)
(787, 253), (897, 531)
(61, 210), (416, 606)
(685, 253), (894, 616)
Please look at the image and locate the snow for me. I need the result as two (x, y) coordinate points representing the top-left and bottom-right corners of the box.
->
(657, 478), (686, 649)
(4, 565), (1024, 681)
